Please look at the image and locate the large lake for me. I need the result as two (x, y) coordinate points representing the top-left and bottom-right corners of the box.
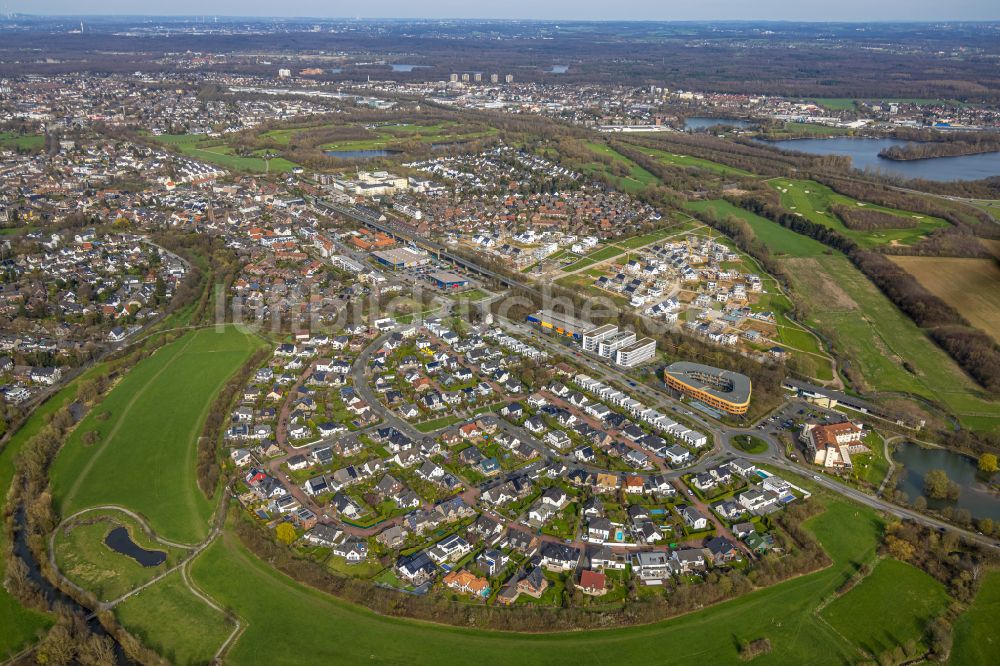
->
(685, 117), (750, 131)
(767, 137), (1000, 182)
(893, 441), (1000, 520)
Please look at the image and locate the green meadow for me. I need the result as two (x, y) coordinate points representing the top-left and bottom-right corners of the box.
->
(51, 326), (265, 544)
(0, 131), (44, 150)
(53, 510), (189, 602)
(686, 199), (1000, 430)
(581, 142), (659, 193)
(822, 558), (950, 656)
(149, 133), (299, 173)
(636, 145), (752, 176)
(951, 569), (1000, 666)
(179, 499), (884, 665)
(115, 569), (234, 666)
(768, 178), (948, 248)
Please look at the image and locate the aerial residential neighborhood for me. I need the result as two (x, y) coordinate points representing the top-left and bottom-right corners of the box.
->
(2, 8), (999, 666)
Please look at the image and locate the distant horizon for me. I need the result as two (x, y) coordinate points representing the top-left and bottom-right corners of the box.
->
(4, 1), (999, 23)
(7, 14), (1000, 23)
(0, 10), (1000, 25)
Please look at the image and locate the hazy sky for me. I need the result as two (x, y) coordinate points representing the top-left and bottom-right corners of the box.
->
(8, 1), (1000, 22)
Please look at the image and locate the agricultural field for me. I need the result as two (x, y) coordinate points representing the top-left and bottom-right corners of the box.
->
(581, 142), (659, 193)
(951, 569), (1000, 666)
(635, 145), (752, 176)
(889, 256), (1000, 342)
(53, 510), (188, 602)
(768, 179), (949, 248)
(115, 569), (235, 666)
(185, 498), (883, 665)
(148, 133), (299, 173)
(821, 558), (950, 656)
(51, 326), (266, 544)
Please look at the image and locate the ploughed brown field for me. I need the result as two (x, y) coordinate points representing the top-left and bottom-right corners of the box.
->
(890, 255), (1000, 342)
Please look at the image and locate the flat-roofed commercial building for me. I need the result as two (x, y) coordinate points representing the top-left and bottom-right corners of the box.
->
(664, 362), (752, 415)
(582, 324), (618, 353)
(429, 270), (469, 289)
(598, 331), (637, 358)
(372, 247), (429, 269)
(615, 337), (656, 367)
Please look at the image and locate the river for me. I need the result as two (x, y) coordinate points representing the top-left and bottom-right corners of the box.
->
(766, 136), (1000, 182)
(893, 442), (1000, 520)
(12, 509), (132, 663)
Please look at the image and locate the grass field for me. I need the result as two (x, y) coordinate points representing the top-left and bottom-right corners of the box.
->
(414, 415), (464, 432)
(54, 510), (188, 602)
(319, 122), (496, 152)
(115, 569), (234, 666)
(786, 253), (1000, 430)
(733, 435), (769, 454)
(808, 99), (859, 111)
(148, 133), (299, 173)
(182, 498), (883, 665)
(0, 131), (44, 150)
(889, 256), (1000, 342)
(951, 569), (1000, 665)
(51, 326), (265, 544)
(768, 179), (948, 248)
(636, 145), (752, 176)
(582, 142), (659, 193)
(560, 244), (627, 272)
(685, 200), (826, 257)
(822, 558), (949, 656)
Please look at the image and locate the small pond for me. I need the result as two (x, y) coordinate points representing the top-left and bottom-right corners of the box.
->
(893, 441), (1000, 520)
(323, 149), (400, 159)
(547, 65), (569, 74)
(105, 526), (167, 567)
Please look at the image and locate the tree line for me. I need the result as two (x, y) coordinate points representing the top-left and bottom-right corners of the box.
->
(830, 203), (918, 231)
(196, 345), (272, 497)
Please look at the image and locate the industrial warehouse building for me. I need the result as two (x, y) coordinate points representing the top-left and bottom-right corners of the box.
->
(526, 309), (594, 342)
(664, 362), (752, 415)
(372, 247), (429, 269)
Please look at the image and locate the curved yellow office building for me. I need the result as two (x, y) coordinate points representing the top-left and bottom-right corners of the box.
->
(664, 362), (752, 415)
